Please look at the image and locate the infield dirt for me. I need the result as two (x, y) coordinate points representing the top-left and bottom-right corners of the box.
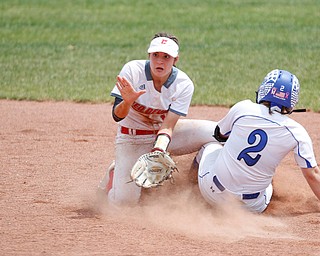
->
(1, 100), (319, 255)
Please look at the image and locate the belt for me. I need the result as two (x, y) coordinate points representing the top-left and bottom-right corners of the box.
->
(213, 175), (260, 200)
(120, 126), (158, 135)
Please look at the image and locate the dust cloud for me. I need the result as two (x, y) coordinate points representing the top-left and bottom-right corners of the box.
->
(137, 188), (293, 242)
(93, 186), (295, 243)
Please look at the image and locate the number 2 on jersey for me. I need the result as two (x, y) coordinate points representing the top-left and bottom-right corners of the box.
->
(237, 129), (268, 166)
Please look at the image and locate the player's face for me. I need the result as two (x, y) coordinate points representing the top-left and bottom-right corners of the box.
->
(149, 52), (178, 80)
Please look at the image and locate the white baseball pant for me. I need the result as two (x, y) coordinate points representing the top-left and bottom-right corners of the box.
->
(197, 142), (273, 213)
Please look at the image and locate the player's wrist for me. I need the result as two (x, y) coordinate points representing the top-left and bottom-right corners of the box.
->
(152, 133), (171, 152)
(151, 147), (165, 153)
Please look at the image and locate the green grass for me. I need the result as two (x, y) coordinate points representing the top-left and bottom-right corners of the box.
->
(1, 0), (319, 111)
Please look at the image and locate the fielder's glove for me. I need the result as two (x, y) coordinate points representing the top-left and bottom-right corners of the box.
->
(130, 151), (178, 188)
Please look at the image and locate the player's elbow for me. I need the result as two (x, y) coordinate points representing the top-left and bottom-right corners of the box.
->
(303, 166), (320, 178)
(302, 166), (320, 200)
(112, 112), (124, 122)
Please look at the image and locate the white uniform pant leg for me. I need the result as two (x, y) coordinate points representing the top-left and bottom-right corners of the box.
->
(169, 119), (218, 155)
(197, 143), (226, 205)
(108, 135), (154, 206)
(241, 183), (273, 213)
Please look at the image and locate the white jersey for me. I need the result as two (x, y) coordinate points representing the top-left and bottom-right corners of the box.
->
(214, 100), (317, 194)
(110, 60), (194, 131)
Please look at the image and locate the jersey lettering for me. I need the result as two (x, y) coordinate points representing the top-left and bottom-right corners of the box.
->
(237, 129), (268, 166)
(132, 102), (168, 115)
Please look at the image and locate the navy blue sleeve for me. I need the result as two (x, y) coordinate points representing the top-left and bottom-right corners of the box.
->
(112, 97), (124, 122)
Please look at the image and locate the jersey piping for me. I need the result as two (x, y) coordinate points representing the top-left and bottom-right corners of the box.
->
(169, 107), (187, 117)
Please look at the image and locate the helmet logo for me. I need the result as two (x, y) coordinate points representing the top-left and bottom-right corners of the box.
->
(271, 86), (289, 100)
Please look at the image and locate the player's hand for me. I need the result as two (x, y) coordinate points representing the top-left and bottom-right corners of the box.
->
(116, 76), (146, 105)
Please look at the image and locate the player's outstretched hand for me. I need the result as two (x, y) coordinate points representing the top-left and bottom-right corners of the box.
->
(116, 76), (146, 105)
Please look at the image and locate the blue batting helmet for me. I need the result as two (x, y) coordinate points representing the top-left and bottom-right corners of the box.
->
(256, 69), (300, 111)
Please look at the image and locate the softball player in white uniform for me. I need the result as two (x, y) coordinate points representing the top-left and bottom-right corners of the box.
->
(196, 69), (320, 213)
(98, 32), (218, 206)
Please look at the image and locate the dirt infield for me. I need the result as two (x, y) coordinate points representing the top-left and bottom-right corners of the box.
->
(1, 100), (319, 256)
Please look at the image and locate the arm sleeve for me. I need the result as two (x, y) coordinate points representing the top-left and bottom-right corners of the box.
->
(217, 100), (251, 135)
(293, 127), (318, 168)
(213, 125), (228, 142)
(217, 105), (238, 135)
(112, 97), (124, 122)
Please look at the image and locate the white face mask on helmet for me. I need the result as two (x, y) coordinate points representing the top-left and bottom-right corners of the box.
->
(256, 69), (300, 112)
